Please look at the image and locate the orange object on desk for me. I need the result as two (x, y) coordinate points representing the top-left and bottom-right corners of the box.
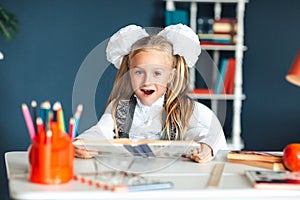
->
(28, 123), (74, 184)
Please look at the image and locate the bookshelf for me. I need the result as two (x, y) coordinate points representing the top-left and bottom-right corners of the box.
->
(164, 0), (248, 150)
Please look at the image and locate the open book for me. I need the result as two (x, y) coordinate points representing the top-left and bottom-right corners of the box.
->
(73, 138), (200, 158)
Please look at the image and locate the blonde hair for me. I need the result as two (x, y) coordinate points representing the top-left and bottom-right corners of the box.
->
(107, 35), (194, 140)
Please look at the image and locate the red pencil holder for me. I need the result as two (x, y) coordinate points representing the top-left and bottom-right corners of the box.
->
(28, 131), (74, 184)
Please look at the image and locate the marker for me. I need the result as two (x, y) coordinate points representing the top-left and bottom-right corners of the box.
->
(21, 103), (36, 140)
(112, 182), (174, 192)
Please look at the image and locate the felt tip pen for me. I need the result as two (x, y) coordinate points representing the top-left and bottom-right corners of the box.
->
(112, 182), (174, 192)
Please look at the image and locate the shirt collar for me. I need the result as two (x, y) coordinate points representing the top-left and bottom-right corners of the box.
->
(135, 94), (165, 108)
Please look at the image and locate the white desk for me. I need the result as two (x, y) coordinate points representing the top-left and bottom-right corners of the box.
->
(5, 151), (300, 200)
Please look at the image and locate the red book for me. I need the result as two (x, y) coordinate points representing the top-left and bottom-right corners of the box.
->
(245, 170), (300, 190)
(223, 58), (236, 94)
(191, 88), (214, 94)
(200, 41), (232, 46)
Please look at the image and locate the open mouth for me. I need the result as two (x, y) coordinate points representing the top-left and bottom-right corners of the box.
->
(141, 89), (155, 95)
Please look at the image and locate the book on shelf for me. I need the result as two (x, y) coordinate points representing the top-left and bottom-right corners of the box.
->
(165, 10), (188, 26)
(73, 138), (200, 158)
(227, 150), (285, 171)
(223, 58), (236, 94)
(245, 170), (300, 190)
(198, 33), (236, 44)
(190, 88), (214, 94)
(200, 41), (234, 46)
(214, 58), (228, 94)
(213, 18), (237, 34)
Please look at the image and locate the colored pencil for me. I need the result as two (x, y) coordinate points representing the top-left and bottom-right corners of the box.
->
(72, 104), (83, 138)
(36, 117), (44, 134)
(45, 130), (52, 144)
(31, 100), (38, 133)
(40, 101), (51, 131)
(69, 117), (74, 139)
(21, 103), (36, 140)
(53, 102), (67, 133)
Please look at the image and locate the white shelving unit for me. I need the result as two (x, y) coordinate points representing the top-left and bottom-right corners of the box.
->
(165, 0), (248, 150)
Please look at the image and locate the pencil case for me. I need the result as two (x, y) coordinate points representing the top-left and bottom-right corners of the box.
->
(28, 125), (74, 184)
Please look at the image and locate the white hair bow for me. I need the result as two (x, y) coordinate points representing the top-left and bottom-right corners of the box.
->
(106, 24), (201, 69)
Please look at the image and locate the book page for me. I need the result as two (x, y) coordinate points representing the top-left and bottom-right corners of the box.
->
(74, 139), (200, 158)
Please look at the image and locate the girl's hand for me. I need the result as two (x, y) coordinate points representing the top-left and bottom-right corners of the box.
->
(190, 143), (213, 163)
(75, 147), (98, 159)
(73, 138), (98, 159)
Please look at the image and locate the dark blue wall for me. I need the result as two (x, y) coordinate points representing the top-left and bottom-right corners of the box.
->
(0, 0), (300, 199)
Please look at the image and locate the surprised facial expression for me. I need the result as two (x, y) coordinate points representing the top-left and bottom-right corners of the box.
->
(129, 50), (175, 105)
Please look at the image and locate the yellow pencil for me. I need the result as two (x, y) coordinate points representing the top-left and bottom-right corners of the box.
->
(53, 102), (66, 133)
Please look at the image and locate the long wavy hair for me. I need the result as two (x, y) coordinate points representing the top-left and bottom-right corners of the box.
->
(106, 35), (195, 140)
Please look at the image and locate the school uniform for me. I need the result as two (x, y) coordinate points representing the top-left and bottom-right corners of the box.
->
(77, 95), (227, 156)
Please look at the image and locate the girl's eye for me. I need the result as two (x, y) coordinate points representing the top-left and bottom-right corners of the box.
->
(154, 71), (162, 76)
(135, 70), (144, 75)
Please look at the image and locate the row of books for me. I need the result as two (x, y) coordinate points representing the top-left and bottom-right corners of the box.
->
(198, 18), (237, 45)
(215, 58), (236, 94)
(227, 150), (300, 190)
(191, 58), (235, 95)
(227, 150), (284, 171)
(165, 11), (238, 46)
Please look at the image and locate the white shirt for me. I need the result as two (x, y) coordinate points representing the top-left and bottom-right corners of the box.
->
(78, 95), (227, 155)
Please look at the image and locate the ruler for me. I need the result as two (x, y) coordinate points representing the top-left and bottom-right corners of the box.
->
(206, 163), (225, 188)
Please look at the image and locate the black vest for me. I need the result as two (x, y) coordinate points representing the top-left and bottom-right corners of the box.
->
(114, 96), (178, 140)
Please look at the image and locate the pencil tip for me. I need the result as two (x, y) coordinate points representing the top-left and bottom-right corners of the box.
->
(41, 101), (51, 109)
(46, 130), (53, 140)
(69, 117), (75, 123)
(31, 100), (37, 107)
(53, 101), (62, 110)
(36, 117), (43, 124)
(77, 104), (83, 111)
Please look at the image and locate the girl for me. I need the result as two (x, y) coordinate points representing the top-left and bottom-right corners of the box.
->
(75, 24), (227, 163)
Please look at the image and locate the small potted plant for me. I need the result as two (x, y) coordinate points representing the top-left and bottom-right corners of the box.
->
(0, 4), (18, 41)
(0, 4), (18, 59)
